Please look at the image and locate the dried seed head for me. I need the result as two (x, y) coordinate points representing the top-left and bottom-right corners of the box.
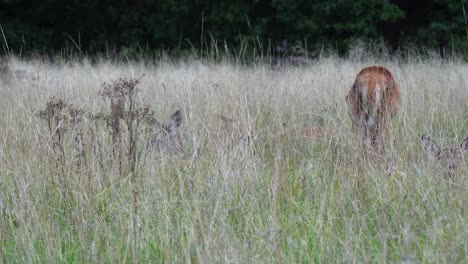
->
(37, 96), (68, 120)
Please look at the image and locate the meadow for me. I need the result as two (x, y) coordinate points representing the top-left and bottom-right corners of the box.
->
(0, 53), (467, 263)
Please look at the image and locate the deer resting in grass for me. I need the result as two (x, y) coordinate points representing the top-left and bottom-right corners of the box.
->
(421, 135), (468, 176)
(150, 110), (183, 156)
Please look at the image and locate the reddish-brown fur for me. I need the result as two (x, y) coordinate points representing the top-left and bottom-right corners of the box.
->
(346, 66), (400, 151)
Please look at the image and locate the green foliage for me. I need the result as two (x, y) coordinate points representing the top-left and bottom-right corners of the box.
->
(1, 0), (468, 57)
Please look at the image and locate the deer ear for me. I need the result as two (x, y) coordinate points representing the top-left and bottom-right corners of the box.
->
(460, 138), (468, 154)
(168, 110), (182, 132)
(421, 135), (441, 157)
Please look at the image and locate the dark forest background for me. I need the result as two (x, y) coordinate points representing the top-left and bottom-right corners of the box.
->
(1, 0), (468, 59)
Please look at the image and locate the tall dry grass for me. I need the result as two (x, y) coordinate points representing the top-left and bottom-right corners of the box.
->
(0, 54), (466, 263)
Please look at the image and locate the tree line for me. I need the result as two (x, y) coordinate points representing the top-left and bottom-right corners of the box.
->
(1, 0), (468, 59)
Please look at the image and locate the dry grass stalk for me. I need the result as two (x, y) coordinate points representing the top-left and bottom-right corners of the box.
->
(98, 76), (153, 173)
(99, 79), (126, 175)
(88, 113), (107, 171)
(37, 97), (70, 197)
(69, 105), (86, 172)
(98, 75), (155, 263)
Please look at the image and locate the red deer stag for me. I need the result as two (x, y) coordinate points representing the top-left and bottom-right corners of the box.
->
(345, 66), (400, 152)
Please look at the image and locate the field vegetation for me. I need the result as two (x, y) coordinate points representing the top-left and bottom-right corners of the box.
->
(0, 52), (466, 263)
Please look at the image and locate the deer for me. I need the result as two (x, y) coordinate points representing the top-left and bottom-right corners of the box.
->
(148, 110), (183, 157)
(421, 135), (468, 177)
(345, 66), (400, 153)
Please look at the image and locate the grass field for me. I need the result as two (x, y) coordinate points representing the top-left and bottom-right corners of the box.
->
(0, 55), (467, 263)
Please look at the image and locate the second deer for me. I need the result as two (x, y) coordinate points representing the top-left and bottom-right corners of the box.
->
(421, 135), (468, 176)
